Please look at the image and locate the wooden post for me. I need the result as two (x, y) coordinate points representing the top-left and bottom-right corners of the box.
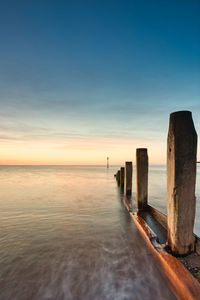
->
(120, 167), (124, 190)
(117, 170), (120, 186)
(136, 148), (148, 210)
(167, 111), (197, 255)
(125, 162), (132, 195)
(107, 157), (109, 168)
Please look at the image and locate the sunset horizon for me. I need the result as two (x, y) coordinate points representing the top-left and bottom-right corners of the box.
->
(0, 2), (199, 165)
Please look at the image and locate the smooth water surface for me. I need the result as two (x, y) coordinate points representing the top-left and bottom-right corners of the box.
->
(0, 165), (194, 299)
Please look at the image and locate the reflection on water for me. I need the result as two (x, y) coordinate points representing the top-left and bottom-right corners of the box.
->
(0, 165), (190, 299)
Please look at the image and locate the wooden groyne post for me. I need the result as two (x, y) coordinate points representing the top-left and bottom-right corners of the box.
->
(136, 148), (148, 210)
(120, 167), (125, 190)
(116, 170), (120, 186)
(167, 111), (197, 255)
(125, 162), (132, 195)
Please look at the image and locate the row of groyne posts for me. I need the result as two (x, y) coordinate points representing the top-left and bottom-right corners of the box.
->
(115, 111), (200, 256)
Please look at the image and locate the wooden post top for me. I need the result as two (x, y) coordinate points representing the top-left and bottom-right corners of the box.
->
(136, 148), (148, 156)
(136, 148), (147, 151)
(169, 111), (196, 135)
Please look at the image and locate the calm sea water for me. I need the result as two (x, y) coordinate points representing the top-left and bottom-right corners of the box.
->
(0, 165), (198, 300)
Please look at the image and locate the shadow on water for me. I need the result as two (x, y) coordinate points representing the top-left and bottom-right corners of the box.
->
(0, 166), (177, 300)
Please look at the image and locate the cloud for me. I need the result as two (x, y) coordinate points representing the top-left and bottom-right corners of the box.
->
(0, 116), (164, 145)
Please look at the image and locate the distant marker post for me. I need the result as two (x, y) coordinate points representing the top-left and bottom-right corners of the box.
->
(107, 157), (109, 169)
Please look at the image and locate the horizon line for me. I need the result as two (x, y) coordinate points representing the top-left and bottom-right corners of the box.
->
(0, 163), (167, 166)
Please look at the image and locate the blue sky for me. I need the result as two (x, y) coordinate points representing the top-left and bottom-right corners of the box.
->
(0, 0), (199, 164)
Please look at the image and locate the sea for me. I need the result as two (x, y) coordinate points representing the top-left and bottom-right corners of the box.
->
(0, 165), (199, 300)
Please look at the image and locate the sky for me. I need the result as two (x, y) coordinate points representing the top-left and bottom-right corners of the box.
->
(0, 0), (200, 165)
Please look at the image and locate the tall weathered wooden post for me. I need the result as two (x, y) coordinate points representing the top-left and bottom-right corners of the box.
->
(120, 167), (125, 190)
(136, 148), (148, 210)
(167, 111), (197, 255)
(125, 162), (132, 195)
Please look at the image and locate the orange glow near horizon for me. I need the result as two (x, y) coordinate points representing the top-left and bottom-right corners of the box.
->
(0, 137), (169, 165)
